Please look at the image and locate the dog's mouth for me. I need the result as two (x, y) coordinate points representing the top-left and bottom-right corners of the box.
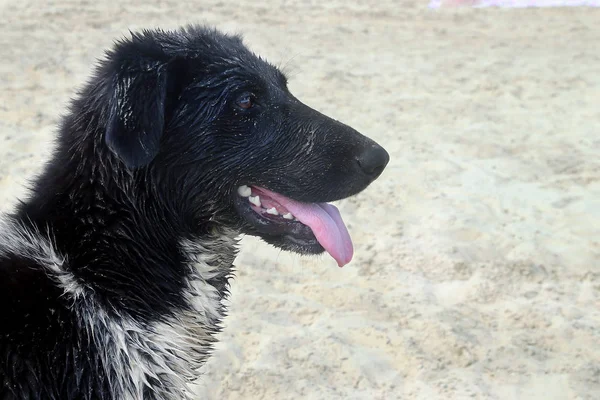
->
(233, 185), (353, 267)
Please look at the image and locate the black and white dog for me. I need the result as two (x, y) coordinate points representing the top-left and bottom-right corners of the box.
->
(0, 26), (389, 399)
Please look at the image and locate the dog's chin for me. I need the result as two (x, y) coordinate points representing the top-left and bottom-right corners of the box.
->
(252, 231), (326, 256)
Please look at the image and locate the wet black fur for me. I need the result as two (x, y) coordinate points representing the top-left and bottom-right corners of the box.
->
(0, 26), (388, 399)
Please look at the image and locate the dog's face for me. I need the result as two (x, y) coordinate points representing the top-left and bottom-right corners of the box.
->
(103, 27), (388, 266)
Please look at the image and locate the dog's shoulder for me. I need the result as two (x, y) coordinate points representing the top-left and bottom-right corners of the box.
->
(0, 216), (73, 339)
(0, 216), (64, 268)
(0, 216), (80, 300)
(0, 217), (84, 399)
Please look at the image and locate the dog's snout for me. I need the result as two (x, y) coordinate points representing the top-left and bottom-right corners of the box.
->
(356, 143), (389, 178)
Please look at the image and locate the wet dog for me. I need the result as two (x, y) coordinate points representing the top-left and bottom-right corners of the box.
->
(0, 26), (389, 399)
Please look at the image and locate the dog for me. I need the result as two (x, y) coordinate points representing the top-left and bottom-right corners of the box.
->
(0, 26), (389, 399)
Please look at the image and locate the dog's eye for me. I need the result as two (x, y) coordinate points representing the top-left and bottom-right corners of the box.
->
(236, 93), (255, 110)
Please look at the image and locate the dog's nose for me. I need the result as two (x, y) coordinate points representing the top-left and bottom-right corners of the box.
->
(356, 143), (389, 178)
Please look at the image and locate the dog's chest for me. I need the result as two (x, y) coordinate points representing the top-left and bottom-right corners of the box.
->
(89, 233), (238, 400)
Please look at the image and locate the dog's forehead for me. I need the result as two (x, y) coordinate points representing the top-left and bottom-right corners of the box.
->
(189, 51), (286, 90)
(229, 56), (286, 85)
(166, 28), (287, 87)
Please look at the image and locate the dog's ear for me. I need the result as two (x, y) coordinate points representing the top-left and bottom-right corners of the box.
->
(105, 58), (169, 169)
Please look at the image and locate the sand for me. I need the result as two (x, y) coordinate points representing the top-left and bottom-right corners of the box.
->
(1, 1), (599, 399)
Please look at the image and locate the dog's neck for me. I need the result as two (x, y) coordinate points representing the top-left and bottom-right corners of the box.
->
(14, 102), (239, 322)
(8, 129), (240, 396)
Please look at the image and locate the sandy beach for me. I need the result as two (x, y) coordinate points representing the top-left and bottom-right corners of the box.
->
(1, 1), (599, 399)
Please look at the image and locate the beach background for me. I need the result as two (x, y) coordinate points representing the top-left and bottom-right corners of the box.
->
(0, 1), (598, 399)
(430, 0), (600, 8)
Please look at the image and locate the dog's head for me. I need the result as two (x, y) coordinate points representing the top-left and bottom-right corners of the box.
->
(101, 26), (388, 266)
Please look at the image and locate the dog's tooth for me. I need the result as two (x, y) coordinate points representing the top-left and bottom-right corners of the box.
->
(266, 207), (278, 215)
(283, 213), (294, 220)
(237, 185), (252, 197)
(249, 195), (261, 207)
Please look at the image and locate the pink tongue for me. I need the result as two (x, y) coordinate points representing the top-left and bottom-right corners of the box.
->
(255, 188), (354, 267)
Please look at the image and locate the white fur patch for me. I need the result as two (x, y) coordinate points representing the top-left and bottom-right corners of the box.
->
(0, 217), (83, 298)
(76, 228), (238, 399)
